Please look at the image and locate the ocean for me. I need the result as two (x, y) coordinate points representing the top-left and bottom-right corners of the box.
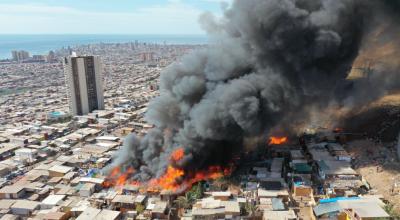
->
(0, 34), (208, 59)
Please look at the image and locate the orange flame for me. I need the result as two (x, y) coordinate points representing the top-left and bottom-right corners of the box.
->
(148, 165), (185, 191)
(186, 165), (232, 186)
(104, 149), (234, 193)
(333, 128), (343, 133)
(170, 148), (184, 162)
(269, 136), (288, 145)
(110, 166), (120, 176)
(103, 167), (137, 188)
(147, 164), (233, 192)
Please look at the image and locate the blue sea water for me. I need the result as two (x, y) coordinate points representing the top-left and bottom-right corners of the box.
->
(0, 34), (208, 59)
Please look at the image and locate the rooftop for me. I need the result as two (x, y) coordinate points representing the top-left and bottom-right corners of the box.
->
(41, 194), (66, 205)
(11, 200), (40, 210)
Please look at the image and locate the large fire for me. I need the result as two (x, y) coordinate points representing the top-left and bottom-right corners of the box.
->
(148, 165), (232, 192)
(268, 136), (288, 145)
(102, 167), (139, 189)
(103, 148), (233, 193)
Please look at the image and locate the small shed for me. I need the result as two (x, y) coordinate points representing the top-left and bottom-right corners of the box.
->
(41, 194), (66, 209)
(263, 210), (297, 220)
(94, 209), (121, 220)
(211, 192), (231, 201)
(11, 200), (40, 216)
(49, 165), (73, 177)
(111, 195), (136, 211)
(313, 202), (341, 217)
(151, 201), (168, 219)
(76, 207), (101, 220)
(79, 183), (96, 197)
(0, 185), (25, 199)
(222, 201), (240, 216)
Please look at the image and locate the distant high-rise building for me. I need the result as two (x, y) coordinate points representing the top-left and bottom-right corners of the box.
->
(63, 55), (104, 116)
(32, 55), (46, 62)
(47, 51), (56, 63)
(11, 51), (18, 61)
(11, 50), (30, 62)
(140, 52), (155, 62)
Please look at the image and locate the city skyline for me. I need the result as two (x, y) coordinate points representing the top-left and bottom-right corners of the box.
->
(0, 0), (232, 35)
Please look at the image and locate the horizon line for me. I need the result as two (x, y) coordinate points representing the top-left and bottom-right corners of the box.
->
(0, 33), (208, 36)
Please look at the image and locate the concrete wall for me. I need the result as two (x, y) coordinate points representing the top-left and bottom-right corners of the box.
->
(94, 57), (104, 110)
(76, 58), (89, 115)
(64, 57), (78, 116)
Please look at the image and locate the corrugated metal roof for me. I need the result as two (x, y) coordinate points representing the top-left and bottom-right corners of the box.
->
(293, 163), (312, 173)
(317, 160), (329, 170)
(271, 198), (285, 211)
(319, 196), (360, 204)
(313, 202), (341, 216)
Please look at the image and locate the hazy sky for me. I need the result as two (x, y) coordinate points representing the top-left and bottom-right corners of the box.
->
(0, 0), (231, 35)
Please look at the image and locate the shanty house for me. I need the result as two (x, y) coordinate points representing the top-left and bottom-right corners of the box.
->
(192, 198), (240, 220)
(94, 209), (121, 220)
(14, 148), (37, 163)
(263, 210), (297, 220)
(192, 198), (225, 220)
(111, 195), (136, 212)
(258, 178), (290, 201)
(41, 194), (66, 209)
(151, 201), (168, 219)
(0, 185), (25, 199)
(76, 207), (101, 220)
(211, 192), (231, 201)
(291, 162), (313, 175)
(221, 201), (240, 217)
(69, 199), (91, 217)
(48, 165), (74, 177)
(41, 211), (70, 220)
(338, 199), (390, 219)
(290, 150), (305, 160)
(313, 202), (341, 218)
(0, 214), (19, 220)
(0, 199), (16, 214)
(270, 158), (284, 175)
(62, 172), (77, 184)
(10, 200), (40, 216)
(316, 160), (358, 180)
(327, 143), (352, 162)
(78, 183), (96, 197)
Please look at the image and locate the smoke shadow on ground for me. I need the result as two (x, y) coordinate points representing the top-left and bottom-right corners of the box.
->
(340, 100), (400, 142)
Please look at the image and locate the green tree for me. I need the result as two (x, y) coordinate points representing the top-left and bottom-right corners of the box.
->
(174, 195), (193, 210)
(135, 204), (145, 213)
(174, 183), (204, 210)
(244, 202), (257, 217)
(187, 183), (203, 200)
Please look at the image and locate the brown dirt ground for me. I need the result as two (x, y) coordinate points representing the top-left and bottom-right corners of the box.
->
(347, 139), (400, 213)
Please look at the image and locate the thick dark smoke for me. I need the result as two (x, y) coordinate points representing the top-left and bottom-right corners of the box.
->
(336, 0), (400, 106)
(107, 0), (397, 181)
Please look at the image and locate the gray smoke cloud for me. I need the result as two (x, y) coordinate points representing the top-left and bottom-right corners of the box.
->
(107, 0), (399, 182)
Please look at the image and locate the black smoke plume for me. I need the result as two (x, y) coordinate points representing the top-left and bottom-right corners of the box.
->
(107, 0), (398, 182)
